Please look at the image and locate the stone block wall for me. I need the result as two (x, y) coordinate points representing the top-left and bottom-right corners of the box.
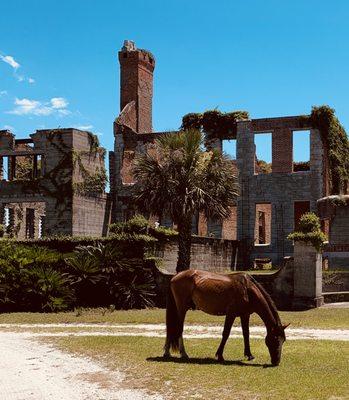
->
(72, 195), (110, 237)
(236, 117), (325, 267)
(318, 196), (349, 270)
(153, 237), (239, 274)
(0, 128), (109, 238)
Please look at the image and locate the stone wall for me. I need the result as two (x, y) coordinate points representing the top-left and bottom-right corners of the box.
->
(0, 128), (109, 238)
(318, 196), (349, 270)
(236, 117), (325, 267)
(72, 195), (110, 237)
(153, 237), (239, 274)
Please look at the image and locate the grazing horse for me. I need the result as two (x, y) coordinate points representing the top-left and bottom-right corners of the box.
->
(164, 270), (289, 366)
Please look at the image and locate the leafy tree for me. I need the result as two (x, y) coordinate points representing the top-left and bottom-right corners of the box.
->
(133, 129), (239, 272)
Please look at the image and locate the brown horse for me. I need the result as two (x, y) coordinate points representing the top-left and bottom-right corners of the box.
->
(164, 270), (289, 366)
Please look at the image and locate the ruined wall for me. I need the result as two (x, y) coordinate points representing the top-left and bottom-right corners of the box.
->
(236, 117), (325, 267)
(0, 128), (108, 238)
(72, 195), (110, 237)
(318, 196), (349, 270)
(154, 237), (239, 274)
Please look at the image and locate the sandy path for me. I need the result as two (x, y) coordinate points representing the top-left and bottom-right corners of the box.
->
(1, 323), (349, 341)
(0, 332), (162, 400)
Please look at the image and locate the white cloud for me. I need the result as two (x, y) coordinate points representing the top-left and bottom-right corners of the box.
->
(51, 97), (68, 109)
(7, 97), (70, 117)
(0, 90), (7, 97)
(1, 54), (35, 83)
(75, 124), (93, 131)
(0, 55), (20, 69)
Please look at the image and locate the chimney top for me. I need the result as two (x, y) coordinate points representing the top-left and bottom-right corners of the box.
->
(122, 40), (137, 52)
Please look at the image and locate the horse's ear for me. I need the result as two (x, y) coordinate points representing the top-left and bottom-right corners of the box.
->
(283, 323), (290, 330)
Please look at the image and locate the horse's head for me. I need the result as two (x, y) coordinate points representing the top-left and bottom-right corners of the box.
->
(265, 324), (289, 366)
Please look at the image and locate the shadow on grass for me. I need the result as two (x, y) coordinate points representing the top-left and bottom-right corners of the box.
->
(147, 356), (272, 368)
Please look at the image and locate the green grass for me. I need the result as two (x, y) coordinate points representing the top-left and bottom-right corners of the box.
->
(0, 307), (348, 329)
(55, 335), (349, 400)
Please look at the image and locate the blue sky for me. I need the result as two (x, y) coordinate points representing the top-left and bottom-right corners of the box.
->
(0, 0), (348, 165)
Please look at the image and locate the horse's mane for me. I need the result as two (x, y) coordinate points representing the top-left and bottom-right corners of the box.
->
(249, 276), (282, 327)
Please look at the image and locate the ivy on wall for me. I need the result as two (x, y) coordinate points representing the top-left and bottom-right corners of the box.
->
(18, 130), (107, 233)
(309, 105), (349, 194)
(181, 110), (249, 137)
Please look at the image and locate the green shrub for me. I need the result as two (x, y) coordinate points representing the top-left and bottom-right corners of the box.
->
(287, 213), (327, 251)
(149, 226), (178, 240)
(65, 242), (156, 309)
(0, 243), (73, 312)
(109, 214), (150, 235)
(297, 212), (321, 233)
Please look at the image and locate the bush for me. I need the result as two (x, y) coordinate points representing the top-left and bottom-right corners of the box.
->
(0, 243), (73, 312)
(0, 238), (158, 312)
(149, 226), (178, 240)
(296, 212), (321, 233)
(109, 214), (150, 235)
(66, 242), (156, 309)
(287, 213), (327, 251)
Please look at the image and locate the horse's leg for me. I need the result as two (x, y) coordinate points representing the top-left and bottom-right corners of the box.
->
(163, 338), (171, 358)
(178, 306), (189, 359)
(241, 313), (255, 360)
(215, 314), (235, 362)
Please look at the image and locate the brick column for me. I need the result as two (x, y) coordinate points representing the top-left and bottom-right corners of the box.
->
(272, 129), (293, 173)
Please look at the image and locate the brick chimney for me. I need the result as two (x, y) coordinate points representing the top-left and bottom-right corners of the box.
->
(118, 40), (155, 133)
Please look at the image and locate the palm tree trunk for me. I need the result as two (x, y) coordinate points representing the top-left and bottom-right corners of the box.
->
(176, 217), (192, 272)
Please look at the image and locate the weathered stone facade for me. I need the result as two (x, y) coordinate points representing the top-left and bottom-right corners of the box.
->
(0, 128), (110, 238)
(318, 195), (349, 270)
(110, 40), (330, 268)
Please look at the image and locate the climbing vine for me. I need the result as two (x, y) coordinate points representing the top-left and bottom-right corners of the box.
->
(309, 105), (349, 194)
(181, 109), (249, 137)
(73, 150), (108, 195)
(18, 130), (107, 233)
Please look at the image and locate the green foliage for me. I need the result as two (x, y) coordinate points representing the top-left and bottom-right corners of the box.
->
(293, 161), (310, 172)
(296, 212), (321, 233)
(256, 160), (272, 174)
(328, 195), (349, 207)
(66, 243), (156, 309)
(73, 149), (108, 195)
(108, 215), (178, 240)
(15, 155), (33, 180)
(133, 129), (239, 271)
(0, 243), (72, 312)
(310, 105), (349, 194)
(73, 166), (108, 195)
(287, 213), (327, 251)
(0, 240), (156, 311)
(181, 109), (249, 137)
(149, 226), (178, 240)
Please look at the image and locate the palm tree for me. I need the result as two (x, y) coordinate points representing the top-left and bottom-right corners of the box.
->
(133, 129), (239, 272)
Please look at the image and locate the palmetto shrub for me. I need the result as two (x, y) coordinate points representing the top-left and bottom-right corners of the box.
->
(66, 243), (156, 309)
(0, 240), (156, 311)
(0, 243), (73, 312)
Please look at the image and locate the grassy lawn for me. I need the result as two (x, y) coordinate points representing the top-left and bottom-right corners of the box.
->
(0, 307), (348, 329)
(55, 335), (349, 400)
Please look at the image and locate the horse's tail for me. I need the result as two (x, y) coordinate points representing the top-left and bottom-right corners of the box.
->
(165, 285), (180, 352)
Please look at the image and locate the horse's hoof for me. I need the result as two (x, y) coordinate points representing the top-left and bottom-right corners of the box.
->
(180, 354), (189, 360)
(246, 355), (255, 361)
(216, 354), (224, 362)
(163, 353), (171, 359)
